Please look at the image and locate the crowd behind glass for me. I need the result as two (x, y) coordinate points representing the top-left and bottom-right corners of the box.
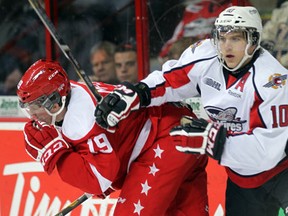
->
(0, 0), (286, 95)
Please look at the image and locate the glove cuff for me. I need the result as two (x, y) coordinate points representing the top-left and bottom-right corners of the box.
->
(213, 125), (227, 162)
(122, 81), (151, 107)
(44, 149), (72, 175)
(40, 138), (71, 174)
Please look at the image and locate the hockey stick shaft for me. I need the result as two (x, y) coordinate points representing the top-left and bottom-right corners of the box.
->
(28, 0), (102, 102)
(54, 193), (93, 216)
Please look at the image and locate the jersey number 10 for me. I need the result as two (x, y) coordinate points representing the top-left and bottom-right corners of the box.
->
(271, 105), (288, 128)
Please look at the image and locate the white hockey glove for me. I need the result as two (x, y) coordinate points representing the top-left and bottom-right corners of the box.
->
(95, 82), (151, 129)
(170, 116), (226, 161)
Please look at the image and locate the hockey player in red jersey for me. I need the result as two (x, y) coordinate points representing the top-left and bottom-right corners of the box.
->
(17, 59), (208, 215)
(95, 6), (288, 216)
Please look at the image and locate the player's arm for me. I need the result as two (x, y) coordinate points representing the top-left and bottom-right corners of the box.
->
(56, 147), (119, 197)
(95, 46), (201, 129)
(24, 121), (72, 174)
(95, 81), (151, 129)
(24, 120), (119, 196)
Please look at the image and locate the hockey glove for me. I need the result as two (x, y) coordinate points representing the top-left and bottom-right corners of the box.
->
(95, 82), (151, 129)
(170, 116), (226, 161)
(24, 120), (71, 174)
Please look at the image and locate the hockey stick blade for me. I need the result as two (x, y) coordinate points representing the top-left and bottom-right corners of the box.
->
(28, 0), (102, 102)
(54, 193), (93, 216)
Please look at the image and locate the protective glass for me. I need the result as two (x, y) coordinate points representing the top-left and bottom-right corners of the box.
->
(19, 91), (61, 115)
(213, 26), (247, 45)
(213, 25), (259, 48)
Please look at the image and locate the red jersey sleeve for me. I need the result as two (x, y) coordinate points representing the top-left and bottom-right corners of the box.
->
(56, 136), (120, 195)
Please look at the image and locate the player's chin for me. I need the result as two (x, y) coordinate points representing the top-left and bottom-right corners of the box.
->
(225, 61), (238, 69)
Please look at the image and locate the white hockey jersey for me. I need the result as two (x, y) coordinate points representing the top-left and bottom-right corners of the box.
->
(142, 39), (288, 188)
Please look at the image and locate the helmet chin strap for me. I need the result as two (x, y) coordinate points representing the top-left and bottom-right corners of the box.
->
(45, 96), (66, 125)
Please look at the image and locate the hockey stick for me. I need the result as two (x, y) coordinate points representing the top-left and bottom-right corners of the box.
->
(27, 0), (102, 102)
(54, 193), (93, 216)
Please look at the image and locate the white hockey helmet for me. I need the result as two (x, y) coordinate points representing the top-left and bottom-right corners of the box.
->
(213, 6), (263, 72)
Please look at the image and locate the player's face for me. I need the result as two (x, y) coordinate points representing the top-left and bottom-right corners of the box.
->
(114, 51), (138, 83)
(91, 50), (116, 83)
(23, 103), (53, 123)
(218, 31), (254, 69)
(20, 100), (63, 124)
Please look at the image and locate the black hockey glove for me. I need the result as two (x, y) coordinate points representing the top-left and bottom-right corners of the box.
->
(95, 82), (151, 129)
(170, 116), (227, 161)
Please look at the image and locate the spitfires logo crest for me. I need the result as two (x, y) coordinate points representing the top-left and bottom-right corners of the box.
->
(205, 106), (246, 132)
(263, 73), (287, 89)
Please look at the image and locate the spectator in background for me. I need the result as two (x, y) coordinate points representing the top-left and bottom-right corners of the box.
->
(114, 42), (138, 84)
(261, 0), (288, 68)
(0, 67), (23, 95)
(89, 41), (119, 84)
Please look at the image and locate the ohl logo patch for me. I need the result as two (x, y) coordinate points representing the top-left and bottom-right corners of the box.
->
(263, 73), (287, 89)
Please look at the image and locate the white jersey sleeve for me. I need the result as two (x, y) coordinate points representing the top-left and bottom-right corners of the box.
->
(142, 39), (218, 106)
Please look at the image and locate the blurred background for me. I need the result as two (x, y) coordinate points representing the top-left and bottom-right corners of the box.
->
(0, 0), (286, 93)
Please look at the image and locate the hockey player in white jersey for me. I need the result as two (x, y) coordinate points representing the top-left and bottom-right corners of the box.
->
(95, 6), (288, 216)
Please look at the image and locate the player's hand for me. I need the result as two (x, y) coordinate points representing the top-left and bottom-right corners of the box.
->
(170, 116), (226, 161)
(95, 82), (151, 129)
(24, 120), (71, 174)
